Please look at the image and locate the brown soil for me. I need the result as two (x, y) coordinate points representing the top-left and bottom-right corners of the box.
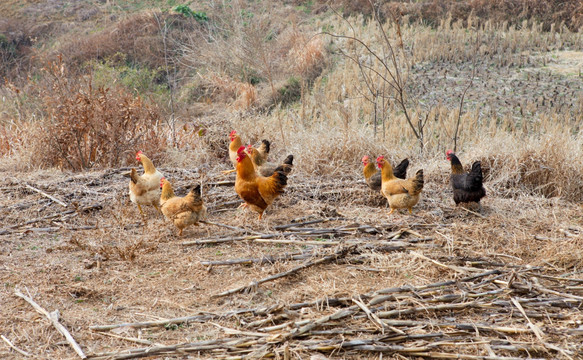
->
(1, 164), (582, 359)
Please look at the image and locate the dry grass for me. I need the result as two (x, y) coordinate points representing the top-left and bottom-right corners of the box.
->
(0, 164), (581, 358)
(1, 6), (583, 359)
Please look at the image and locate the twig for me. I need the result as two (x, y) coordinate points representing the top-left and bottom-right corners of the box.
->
(410, 251), (474, 274)
(207, 180), (235, 186)
(273, 217), (345, 230)
(510, 297), (545, 341)
(90, 306), (282, 331)
(200, 252), (314, 266)
(512, 297), (574, 359)
(94, 331), (163, 346)
(213, 246), (356, 297)
(199, 220), (263, 235)
(2, 204), (101, 231)
(14, 289), (86, 359)
(90, 314), (217, 331)
(182, 230), (346, 246)
(1, 334), (31, 357)
(459, 206), (486, 218)
(352, 297), (388, 334)
(24, 184), (68, 207)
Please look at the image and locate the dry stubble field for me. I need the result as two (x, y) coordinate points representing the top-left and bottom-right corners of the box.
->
(1, 145), (583, 359)
(1, 8), (583, 360)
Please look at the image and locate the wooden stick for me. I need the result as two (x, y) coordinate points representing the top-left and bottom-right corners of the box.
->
(1, 334), (31, 357)
(90, 306), (280, 331)
(410, 251), (475, 274)
(198, 220), (263, 235)
(87, 338), (249, 360)
(2, 204), (101, 231)
(212, 246), (356, 297)
(458, 205), (486, 218)
(273, 217), (345, 230)
(511, 298), (574, 360)
(510, 297), (545, 341)
(94, 331), (163, 346)
(90, 314), (217, 331)
(532, 283), (583, 301)
(182, 231), (346, 246)
(375, 301), (479, 318)
(24, 184), (68, 207)
(207, 180), (235, 186)
(352, 297), (387, 334)
(14, 289), (86, 359)
(200, 252), (314, 266)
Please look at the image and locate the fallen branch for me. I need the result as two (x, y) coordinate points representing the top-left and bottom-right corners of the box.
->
(199, 220), (263, 235)
(200, 251), (314, 266)
(90, 306), (283, 332)
(207, 180), (236, 186)
(213, 246), (356, 297)
(1, 334), (31, 357)
(182, 231), (345, 246)
(274, 217), (346, 230)
(90, 314), (216, 331)
(24, 184), (68, 207)
(15, 289), (86, 359)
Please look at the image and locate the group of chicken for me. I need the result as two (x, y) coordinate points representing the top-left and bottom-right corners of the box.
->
(127, 131), (294, 236)
(361, 151), (486, 215)
(128, 129), (486, 236)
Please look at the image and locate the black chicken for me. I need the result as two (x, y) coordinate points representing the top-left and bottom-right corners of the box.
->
(446, 150), (486, 205)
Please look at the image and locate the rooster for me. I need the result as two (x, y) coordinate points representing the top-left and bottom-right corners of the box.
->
(247, 144), (293, 177)
(129, 151), (163, 222)
(160, 178), (207, 236)
(362, 156), (409, 191)
(235, 146), (290, 219)
(377, 155), (424, 215)
(446, 150), (486, 207)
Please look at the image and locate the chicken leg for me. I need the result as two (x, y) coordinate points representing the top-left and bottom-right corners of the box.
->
(136, 204), (147, 224)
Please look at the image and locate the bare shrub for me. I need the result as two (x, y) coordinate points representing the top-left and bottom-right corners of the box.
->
(196, 73), (257, 110)
(181, 3), (328, 109)
(287, 32), (326, 82)
(34, 56), (166, 171)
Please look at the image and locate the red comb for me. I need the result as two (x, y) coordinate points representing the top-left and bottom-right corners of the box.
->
(362, 155), (369, 162)
(237, 146), (246, 154)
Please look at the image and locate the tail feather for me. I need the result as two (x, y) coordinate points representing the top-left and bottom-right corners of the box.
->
(278, 155), (294, 175)
(260, 139), (271, 154)
(411, 169), (424, 196)
(393, 158), (409, 179)
(189, 184), (204, 204)
(130, 168), (140, 184)
(271, 167), (288, 190)
(468, 161), (484, 190)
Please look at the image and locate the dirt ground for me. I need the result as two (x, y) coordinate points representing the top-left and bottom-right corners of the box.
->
(1, 162), (582, 359)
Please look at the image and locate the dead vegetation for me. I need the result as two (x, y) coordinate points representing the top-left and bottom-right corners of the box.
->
(0, 167), (582, 359)
(1, 1), (583, 359)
